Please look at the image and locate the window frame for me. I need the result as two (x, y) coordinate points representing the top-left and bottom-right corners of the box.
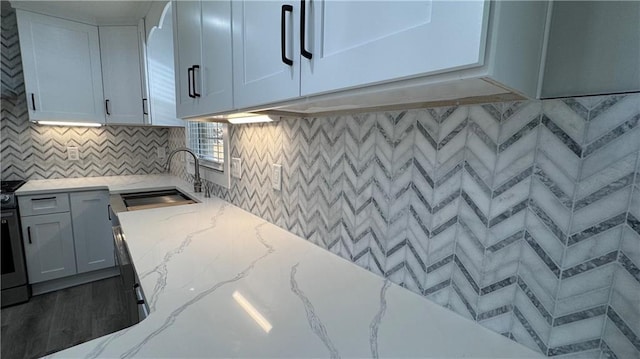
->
(184, 121), (231, 189)
(186, 121), (225, 172)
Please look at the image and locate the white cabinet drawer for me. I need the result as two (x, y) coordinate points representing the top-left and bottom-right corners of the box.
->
(18, 193), (70, 216)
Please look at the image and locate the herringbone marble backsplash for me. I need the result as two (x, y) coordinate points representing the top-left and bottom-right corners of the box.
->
(4, 4), (640, 358)
(1, 7), (169, 180)
(173, 94), (640, 358)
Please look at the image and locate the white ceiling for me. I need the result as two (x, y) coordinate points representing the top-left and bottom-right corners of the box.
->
(9, 1), (154, 25)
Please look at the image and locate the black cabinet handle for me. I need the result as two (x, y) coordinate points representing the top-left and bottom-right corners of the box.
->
(137, 299), (145, 305)
(281, 4), (293, 66)
(187, 67), (195, 98)
(300, 0), (312, 60)
(31, 196), (56, 201)
(27, 226), (32, 244)
(142, 99), (149, 115)
(105, 99), (111, 115)
(31, 93), (36, 111)
(192, 65), (201, 97)
(108, 204), (111, 221)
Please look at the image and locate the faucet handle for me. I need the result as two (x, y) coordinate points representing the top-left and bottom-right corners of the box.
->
(204, 185), (211, 198)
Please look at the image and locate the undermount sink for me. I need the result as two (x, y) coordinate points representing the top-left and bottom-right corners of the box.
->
(121, 189), (197, 211)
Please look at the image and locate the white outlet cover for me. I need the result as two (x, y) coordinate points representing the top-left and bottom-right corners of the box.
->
(67, 146), (79, 161)
(272, 164), (282, 191)
(231, 157), (242, 179)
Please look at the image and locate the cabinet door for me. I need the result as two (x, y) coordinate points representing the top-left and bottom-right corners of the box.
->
(148, 2), (184, 127)
(138, 19), (151, 124)
(541, 1), (640, 98)
(232, 1), (300, 108)
(70, 191), (114, 274)
(21, 213), (76, 283)
(99, 26), (145, 125)
(173, 0), (202, 118)
(196, 0), (233, 115)
(16, 10), (105, 123)
(301, 1), (488, 96)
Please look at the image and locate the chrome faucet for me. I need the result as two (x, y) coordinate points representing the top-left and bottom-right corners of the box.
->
(165, 147), (202, 193)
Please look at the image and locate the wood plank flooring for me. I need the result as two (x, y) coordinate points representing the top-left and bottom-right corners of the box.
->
(1, 276), (130, 359)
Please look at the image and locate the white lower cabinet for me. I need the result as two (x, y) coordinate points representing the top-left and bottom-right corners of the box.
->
(19, 190), (114, 284)
(70, 191), (115, 273)
(21, 212), (76, 283)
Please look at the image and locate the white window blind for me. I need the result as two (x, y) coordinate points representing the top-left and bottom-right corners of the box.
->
(186, 121), (225, 170)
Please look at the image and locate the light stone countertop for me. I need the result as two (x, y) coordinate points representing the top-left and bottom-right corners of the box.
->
(18, 175), (542, 358)
(15, 174), (194, 196)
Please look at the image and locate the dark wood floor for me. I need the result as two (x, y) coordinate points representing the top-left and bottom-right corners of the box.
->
(1, 276), (130, 359)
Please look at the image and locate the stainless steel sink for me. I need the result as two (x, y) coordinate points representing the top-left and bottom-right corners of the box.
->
(120, 189), (197, 211)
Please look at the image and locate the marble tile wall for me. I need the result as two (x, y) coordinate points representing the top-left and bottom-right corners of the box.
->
(4, 3), (638, 357)
(0, 7), (170, 181)
(172, 94), (640, 358)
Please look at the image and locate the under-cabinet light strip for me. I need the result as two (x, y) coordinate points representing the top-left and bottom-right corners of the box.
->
(226, 115), (273, 124)
(34, 121), (103, 127)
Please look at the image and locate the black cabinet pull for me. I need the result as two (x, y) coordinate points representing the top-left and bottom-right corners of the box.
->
(300, 0), (312, 59)
(105, 99), (111, 115)
(281, 4), (293, 66)
(187, 67), (195, 98)
(31, 93), (36, 111)
(142, 98), (149, 115)
(137, 299), (145, 305)
(192, 65), (201, 97)
(108, 204), (111, 221)
(27, 226), (32, 244)
(31, 196), (56, 201)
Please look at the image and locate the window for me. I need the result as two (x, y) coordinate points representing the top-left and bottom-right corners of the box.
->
(186, 121), (225, 171)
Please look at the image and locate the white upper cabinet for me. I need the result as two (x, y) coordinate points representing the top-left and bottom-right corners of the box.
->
(16, 10), (105, 123)
(173, 0), (233, 118)
(173, 0), (201, 116)
(138, 18), (151, 124)
(541, 1), (640, 98)
(99, 26), (145, 125)
(301, 1), (488, 95)
(226, 1), (548, 116)
(146, 2), (184, 127)
(234, 1), (489, 109)
(232, 1), (301, 109)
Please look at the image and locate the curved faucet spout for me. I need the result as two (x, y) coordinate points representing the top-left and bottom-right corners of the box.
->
(165, 147), (202, 193)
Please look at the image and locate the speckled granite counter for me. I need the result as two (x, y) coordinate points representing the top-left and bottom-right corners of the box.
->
(18, 175), (541, 358)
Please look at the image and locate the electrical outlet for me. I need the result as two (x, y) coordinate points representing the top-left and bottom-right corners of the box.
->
(67, 146), (79, 161)
(157, 146), (166, 159)
(271, 164), (282, 191)
(231, 157), (242, 179)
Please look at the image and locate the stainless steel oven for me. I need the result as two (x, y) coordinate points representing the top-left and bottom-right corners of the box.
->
(1, 180), (30, 307)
